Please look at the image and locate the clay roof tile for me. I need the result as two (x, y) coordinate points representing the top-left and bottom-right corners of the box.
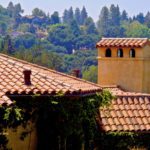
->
(0, 54), (102, 105)
(96, 38), (149, 48)
(99, 87), (150, 132)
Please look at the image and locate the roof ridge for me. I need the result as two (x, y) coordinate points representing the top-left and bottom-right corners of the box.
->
(102, 37), (148, 40)
(0, 53), (102, 89)
(116, 94), (150, 97)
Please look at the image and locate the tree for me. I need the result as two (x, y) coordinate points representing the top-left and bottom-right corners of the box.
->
(0, 38), (4, 51)
(7, 2), (23, 18)
(0, 5), (9, 16)
(62, 9), (69, 24)
(80, 6), (88, 25)
(97, 6), (110, 36)
(69, 19), (80, 37)
(41, 51), (64, 71)
(2, 35), (13, 54)
(74, 34), (98, 50)
(14, 3), (24, 17)
(145, 12), (150, 27)
(74, 8), (81, 25)
(84, 17), (98, 34)
(124, 21), (150, 38)
(109, 4), (121, 26)
(14, 33), (37, 49)
(32, 8), (46, 17)
(0, 21), (7, 35)
(50, 11), (60, 24)
(7, 1), (14, 17)
(62, 7), (74, 24)
(18, 23), (30, 32)
(68, 7), (74, 23)
(121, 10), (128, 21)
(135, 13), (145, 24)
(82, 65), (97, 83)
(47, 24), (74, 54)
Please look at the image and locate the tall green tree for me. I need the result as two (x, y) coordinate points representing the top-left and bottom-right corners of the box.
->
(0, 5), (8, 16)
(121, 10), (128, 21)
(97, 6), (110, 36)
(145, 12), (150, 27)
(14, 3), (24, 17)
(82, 65), (97, 83)
(50, 11), (60, 24)
(62, 9), (69, 24)
(68, 7), (74, 23)
(62, 7), (74, 24)
(0, 21), (7, 35)
(80, 6), (88, 25)
(84, 17), (98, 34)
(135, 13), (145, 24)
(109, 4), (121, 26)
(32, 8), (46, 17)
(3, 35), (13, 53)
(69, 19), (80, 37)
(7, 1), (14, 17)
(47, 24), (74, 54)
(74, 8), (81, 25)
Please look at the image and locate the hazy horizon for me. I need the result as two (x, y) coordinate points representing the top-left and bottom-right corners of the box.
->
(1, 0), (150, 21)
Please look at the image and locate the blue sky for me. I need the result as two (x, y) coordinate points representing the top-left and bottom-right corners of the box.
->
(1, 0), (150, 21)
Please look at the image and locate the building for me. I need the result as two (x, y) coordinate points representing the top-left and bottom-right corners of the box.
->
(96, 38), (150, 134)
(96, 38), (150, 93)
(0, 53), (101, 150)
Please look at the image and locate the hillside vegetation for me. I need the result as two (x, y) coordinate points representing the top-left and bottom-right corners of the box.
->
(1, 2), (150, 82)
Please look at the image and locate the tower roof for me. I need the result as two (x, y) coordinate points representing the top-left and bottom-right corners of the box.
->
(96, 38), (150, 48)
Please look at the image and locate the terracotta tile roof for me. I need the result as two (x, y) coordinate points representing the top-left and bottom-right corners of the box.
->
(101, 85), (150, 97)
(99, 86), (150, 132)
(0, 54), (101, 105)
(96, 38), (150, 48)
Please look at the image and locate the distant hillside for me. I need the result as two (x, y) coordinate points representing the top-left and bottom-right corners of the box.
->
(1, 2), (150, 82)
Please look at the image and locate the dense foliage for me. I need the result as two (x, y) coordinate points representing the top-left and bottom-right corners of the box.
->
(0, 92), (149, 150)
(96, 132), (150, 150)
(0, 91), (114, 150)
(2, 2), (150, 82)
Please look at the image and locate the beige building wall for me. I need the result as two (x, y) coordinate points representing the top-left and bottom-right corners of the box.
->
(143, 59), (150, 93)
(6, 122), (37, 150)
(143, 45), (150, 93)
(97, 45), (150, 93)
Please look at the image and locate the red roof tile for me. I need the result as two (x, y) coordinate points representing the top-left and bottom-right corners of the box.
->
(0, 54), (101, 105)
(96, 38), (150, 48)
(99, 86), (150, 132)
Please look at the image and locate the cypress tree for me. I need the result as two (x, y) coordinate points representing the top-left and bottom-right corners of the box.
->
(62, 9), (69, 24)
(80, 6), (88, 25)
(74, 7), (81, 25)
(68, 7), (74, 23)
(97, 6), (110, 36)
(145, 12), (150, 27)
(84, 17), (97, 34)
(135, 13), (145, 24)
(109, 4), (121, 26)
(50, 11), (60, 24)
(121, 10), (128, 21)
(7, 1), (14, 17)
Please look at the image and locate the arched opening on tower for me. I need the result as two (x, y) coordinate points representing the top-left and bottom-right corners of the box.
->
(130, 49), (135, 58)
(117, 48), (123, 57)
(105, 48), (111, 57)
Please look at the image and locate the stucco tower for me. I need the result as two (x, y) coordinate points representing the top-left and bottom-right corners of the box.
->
(96, 38), (150, 93)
